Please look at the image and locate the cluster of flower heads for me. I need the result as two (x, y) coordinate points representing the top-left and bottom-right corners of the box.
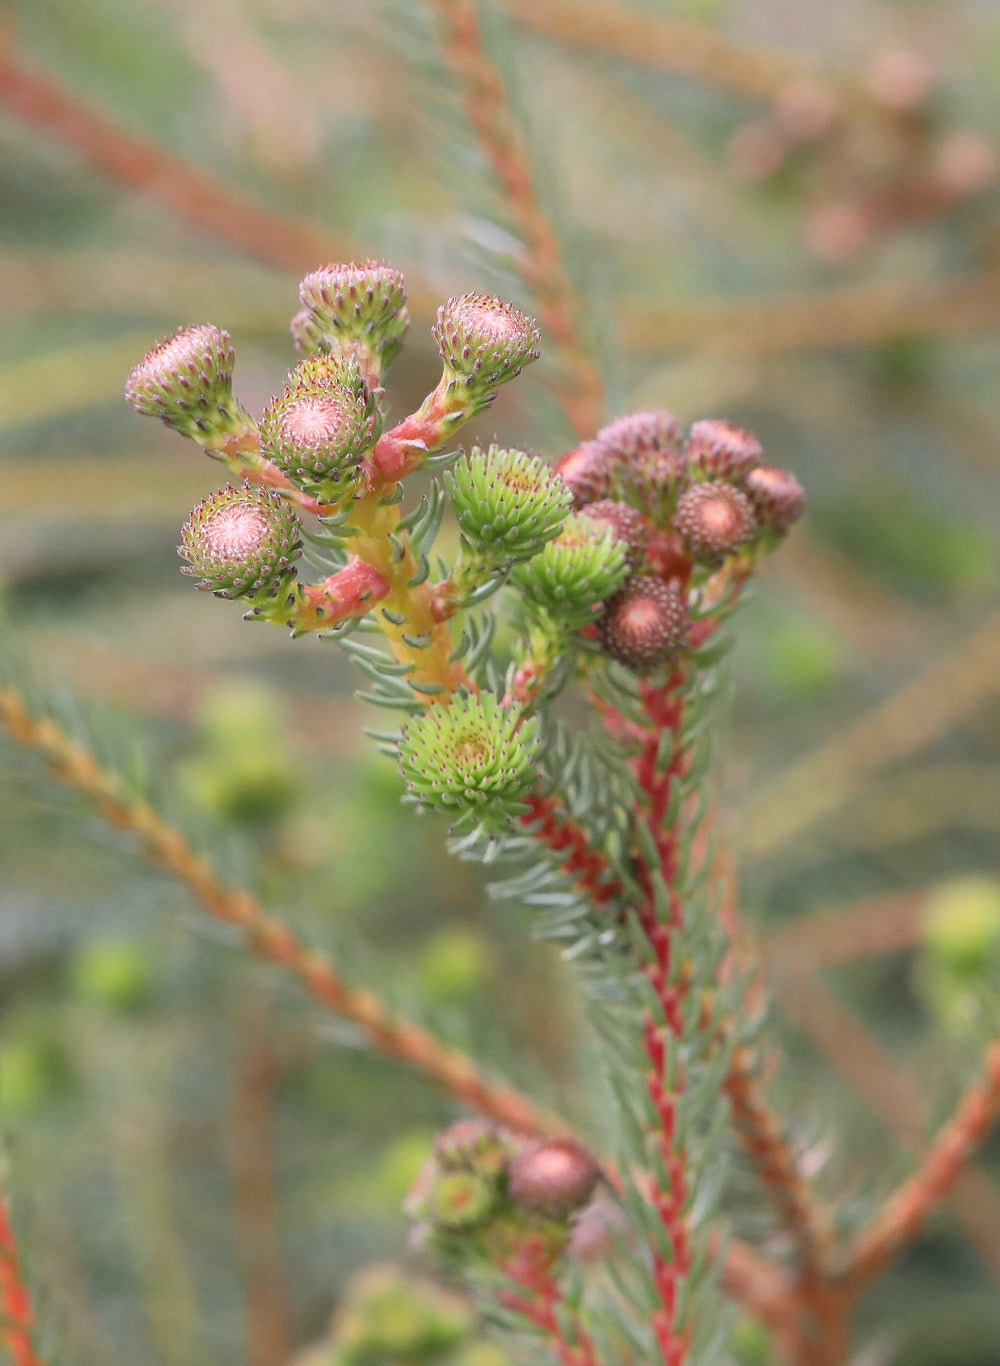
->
(553, 411), (805, 672)
(406, 1118), (601, 1271)
(126, 262), (806, 837)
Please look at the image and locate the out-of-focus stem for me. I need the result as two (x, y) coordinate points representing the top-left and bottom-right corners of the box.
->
(0, 683), (561, 1136)
(0, 1168), (45, 1366)
(840, 1041), (1000, 1294)
(427, 0), (605, 438)
(0, 41), (349, 273)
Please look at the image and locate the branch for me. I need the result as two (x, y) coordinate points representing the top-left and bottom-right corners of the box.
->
(0, 1165), (45, 1366)
(506, 0), (818, 102)
(0, 40), (347, 273)
(621, 271), (1000, 360)
(427, 0), (605, 437)
(840, 1042), (1000, 1293)
(742, 606), (1000, 860)
(0, 681), (565, 1138)
(724, 1046), (836, 1277)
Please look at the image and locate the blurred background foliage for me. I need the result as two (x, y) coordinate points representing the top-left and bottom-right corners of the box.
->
(1, 0), (1000, 1363)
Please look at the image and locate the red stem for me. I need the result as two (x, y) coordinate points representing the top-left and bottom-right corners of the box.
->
(0, 1177), (45, 1366)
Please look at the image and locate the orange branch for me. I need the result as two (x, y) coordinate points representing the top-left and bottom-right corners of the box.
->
(428, 0), (605, 437)
(0, 40), (347, 274)
(506, 0), (817, 102)
(841, 1042), (1000, 1293)
(0, 682), (564, 1138)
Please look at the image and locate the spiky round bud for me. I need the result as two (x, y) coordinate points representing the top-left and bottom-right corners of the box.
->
(433, 294), (541, 393)
(446, 445), (572, 565)
(435, 1120), (509, 1181)
(298, 260), (409, 371)
(508, 1140), (600, 1220)
(744, 464), (806, 533)
(179, 483), (302, 599)
(427, 1170), (498, 1232)
(596, 411), (690, 515)
(596, 410), (683, 462)
(512, 513), (629, 629)
(553, 441), (615, 507)
(259, 357), (380, 503)
(580, 500), (649, 570)
(674, 481), (757, 562)
(398, 694), (539, 829)
(686, 419), (762, 483)
(125, 324), (253, 449)
(599, 576), (687, 673)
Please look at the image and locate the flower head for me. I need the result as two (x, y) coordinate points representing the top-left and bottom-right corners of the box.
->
(686, 419), (762, 482)
(433, 294), (540, 393)
(553, 440), (615, 507)
(599, 576), (687, 672)
(446, 445), (572, 565)
(398, 693), (539, 830)
(744, 463), (806, 533)
(259, 356), (380, 503)
(298, 260), (409, 372)
(179, 483), (302, 599)
(674, 480), (757, 562)
(512, 513), (629, 629)
(508, 1139), (600, 1220)
(125, 324), (254, 449)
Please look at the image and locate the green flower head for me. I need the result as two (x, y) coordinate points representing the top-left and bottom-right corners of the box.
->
(398, 693), (539, 829)
(125, 324), (254, 450)
(259, 356), (381, 504)
(179, 483), (302, 600)
(446, 445), (572, 564)
(512, 512), (629, 629)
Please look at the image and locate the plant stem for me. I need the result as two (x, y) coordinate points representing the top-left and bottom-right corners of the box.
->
(0, 1167), (45, 1366)
(428, 0), (605, 438)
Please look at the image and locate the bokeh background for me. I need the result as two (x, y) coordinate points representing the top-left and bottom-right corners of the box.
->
(2, 1), (1000, 1363)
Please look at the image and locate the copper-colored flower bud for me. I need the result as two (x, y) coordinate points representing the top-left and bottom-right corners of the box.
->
(596, 410), (682, 461)
(554, 441), (615, 507)
(599, 576), (687, 673)
(744, 464), (805, 533)
(674, 481), (757, 562)
(686, 420), (762, 483)
(432, 293), (541, 390)
(508, 1139), (600, 1220)
(581, 500), (649, 570)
